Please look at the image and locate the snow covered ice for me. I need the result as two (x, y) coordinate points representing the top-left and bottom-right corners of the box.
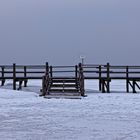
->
(0, 80), (140, 140)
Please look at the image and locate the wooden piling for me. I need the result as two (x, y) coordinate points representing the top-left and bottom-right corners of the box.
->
(18, 80), (23, 90)
(132, 80), (136, 93)
(45, 62), (49, 75)
(106, 63), (110, 93)
(1, 67), (5, 86)
(99, 65), (102, 91)
(79, 63), (85, 96)
(13, 63), (16, 90)
(50, 66), (53, 78)
(101, 79), (105, 93)
(42, 75), (46, 96)
(126, 66), (129, 93)
(75, 65), (78, 89)
(24, 66), (27, 87)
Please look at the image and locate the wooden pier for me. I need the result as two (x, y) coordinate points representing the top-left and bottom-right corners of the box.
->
(0, 62), (140, 95)
(83, 63), (140, 93)
(0, 63), (47, 90)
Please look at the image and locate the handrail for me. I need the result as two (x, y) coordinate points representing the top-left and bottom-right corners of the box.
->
(51, 66), (75, 68)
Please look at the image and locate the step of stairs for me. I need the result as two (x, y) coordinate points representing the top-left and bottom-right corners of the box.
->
(51, 84), (77, 87)
(44, 95), (82, 99)
(49, 89), (79, 92)
(51, 79), (77, 83)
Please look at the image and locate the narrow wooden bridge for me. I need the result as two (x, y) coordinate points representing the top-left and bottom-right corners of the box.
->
(0, 62), (140, 95)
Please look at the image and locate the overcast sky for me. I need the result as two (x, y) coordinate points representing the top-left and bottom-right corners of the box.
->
(0, 0), (140, 65)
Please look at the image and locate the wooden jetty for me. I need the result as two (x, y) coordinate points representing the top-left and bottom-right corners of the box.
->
(83, 63), (140, 93)
(0, 63), (47, 90)
(0, 62), (140, 95)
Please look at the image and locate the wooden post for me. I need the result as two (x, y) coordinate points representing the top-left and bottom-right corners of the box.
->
(75, 65), (78, 89)
(1, 67), (5, 86)
(99, 65), (102, 91)
(13, 63), (16, 90)
(101, 79), (105, 93)
(24, 66), (27, 87)
(78, 63), (81, 93)
(81, 75), (85, 96)
(50, 66), (53, 78)
(42, 75), (46, 96)
(132, 80), (136, 93)
(75, 65), (78, 79)
(81, 65), (85, 96)
(106, 63), (110, 93)
(126, 66), (129, 93)
(45, 62), (49, 75)
(79, 63), (85, 96)
(18, 80), (23, 90)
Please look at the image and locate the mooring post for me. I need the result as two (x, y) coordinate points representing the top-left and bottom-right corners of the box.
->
(126, 66), (129, 93)
(1, 67), (5, 86)
(13, 63), (16, 90)
(24, 66), (27, 87)
(107, 62), (110, 93)
(99, 65), (102, 91)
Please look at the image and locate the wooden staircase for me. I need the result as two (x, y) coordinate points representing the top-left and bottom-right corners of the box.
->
(49, 77), (80, 95)
(41, 63), (85, 98)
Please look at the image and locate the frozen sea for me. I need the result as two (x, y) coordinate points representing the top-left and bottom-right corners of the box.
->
(0, 80), (140, 140)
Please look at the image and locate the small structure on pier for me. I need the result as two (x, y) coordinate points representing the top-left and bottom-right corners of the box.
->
(41, 63), (85, 98)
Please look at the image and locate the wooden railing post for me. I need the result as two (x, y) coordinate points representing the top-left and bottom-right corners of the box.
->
(107, 62), (110, 93)
(40, 62), (50, 96)
(42, 75), (46, 96)
(75, 65), (78, 89)
(99, 65), (102, 91)
(24, 66), (27, 87)
(79, 63), (85, 96)
(45, 62), (49, 75)
(126, 66), (129, 93)
(13, 63), (16, 90)
(79, 63), (82, 95)
(75, 65), (78, 79)
(1, 67), (5, 86)
(50, 66), (53, 78)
